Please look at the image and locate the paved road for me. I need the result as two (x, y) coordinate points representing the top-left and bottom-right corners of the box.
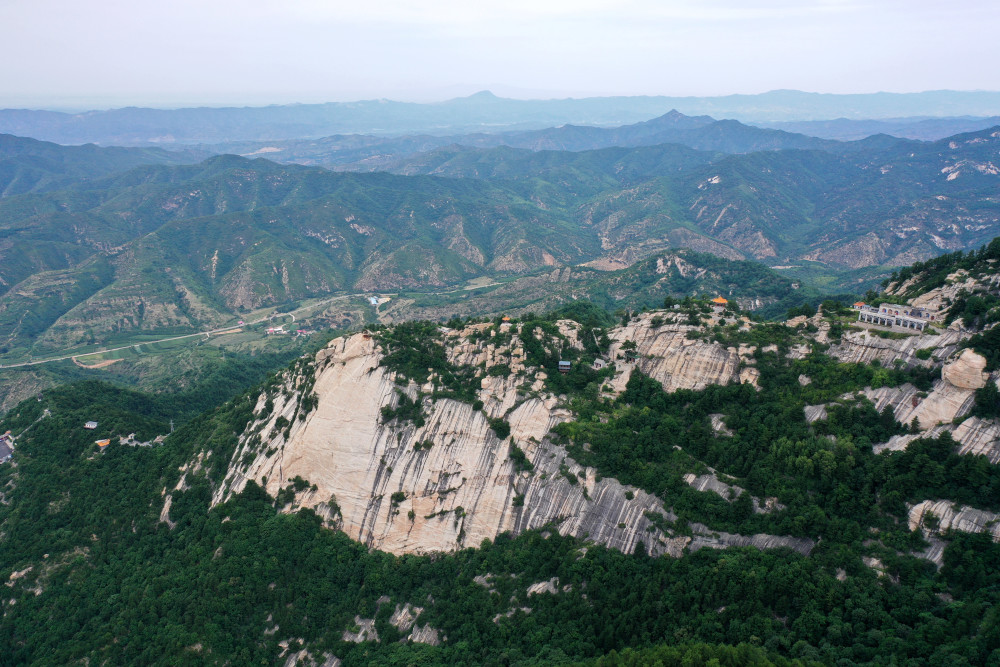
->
(0, 292), (365, 370)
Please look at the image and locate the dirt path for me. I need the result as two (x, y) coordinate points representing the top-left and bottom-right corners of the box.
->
(72, 357), (122, 370)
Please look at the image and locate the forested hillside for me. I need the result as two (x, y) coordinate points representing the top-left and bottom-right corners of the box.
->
(2, 122), (998, 368)
(3, 245), (1000, 664)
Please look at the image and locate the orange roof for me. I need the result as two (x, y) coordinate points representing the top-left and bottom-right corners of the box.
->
(501, 316), (511, 322)
(95, 439), (111, 447)
(854, 302), (866, 306)
(711, 297), (728, 304)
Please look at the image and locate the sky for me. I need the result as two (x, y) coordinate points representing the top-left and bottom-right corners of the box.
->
(1, 0), (997, 109)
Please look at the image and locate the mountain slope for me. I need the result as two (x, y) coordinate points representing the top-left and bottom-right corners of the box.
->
(4, 264), (1000, 663)
(0, 133), (205, 197)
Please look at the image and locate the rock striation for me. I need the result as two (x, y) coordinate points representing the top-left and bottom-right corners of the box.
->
(209, 327), (810, 559)
(828, 327), (964, 369)
(909, 500), (1000, 543)
(609, 313), (745, 393)
(860, 350), (988, 430)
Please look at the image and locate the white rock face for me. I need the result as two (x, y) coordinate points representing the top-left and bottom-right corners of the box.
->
(683, 471), (782, 514)
(861, 351), (989, 429)
(909, 500), (1000, 542)
(390, 603), (441, 645)
(526, 578), (559, 596)
(862, 380), (974, 430)
(609, 313), (746, 393)
(212, 331), (811, 559)
(828, 328), (964, 368)
(342, 617), (378, 643)
(941, 348), (988, 390)
(953, 416), (1000, 463)
(874, 416), (1000, 466)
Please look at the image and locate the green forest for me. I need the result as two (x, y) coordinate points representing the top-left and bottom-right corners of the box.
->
(2, 304), (1000, 665)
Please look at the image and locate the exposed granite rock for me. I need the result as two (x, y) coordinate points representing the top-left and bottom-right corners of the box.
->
(915, 536), (949, 568)
(526, 578), (559, 596)
(389, 603), (423, 633)
(215, 333), (687, 557)
(873, 424), (952, 455)
(953, 416), (1000, 463)
(709, 414), (733, 436)
(687, 526), (813, 556)
(941, 348), (989, 389)
(388, 602), (442, 645)
(682, 470), (782, 514)
(862, 375), (977, 430)
(828, 328), (964, 368)
(803, 405), (828, 423)
(609, 312), (744, 393)
(909, 500), (1000, 542)
(283, 651), (340, 667)
(213, 330), (808, 560)
(342, 617), (378, 643)
(407, 624), (441, 646)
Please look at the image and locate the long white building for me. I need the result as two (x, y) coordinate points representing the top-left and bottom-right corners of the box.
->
(852, 302), (941, 332)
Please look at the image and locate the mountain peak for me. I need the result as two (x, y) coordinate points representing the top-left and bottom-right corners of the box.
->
(641, 109), (716, 130)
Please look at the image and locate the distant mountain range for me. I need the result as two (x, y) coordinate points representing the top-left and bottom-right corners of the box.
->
(1, 121), (998, 362)
(756, 116), (1000, 141)
(3, 89), (1000, 145)
(197, 110), (849, 172)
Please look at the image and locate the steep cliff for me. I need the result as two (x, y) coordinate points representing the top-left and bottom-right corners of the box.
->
(861, 348), (989, 430)
(909, 500), (1000, 543)
(827, 327), (964, 369)
(207, 320), (808, 559)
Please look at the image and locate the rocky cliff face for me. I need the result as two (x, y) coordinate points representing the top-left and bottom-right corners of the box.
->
(861, 348), (989, 430)
(609, 313), (747, 393)
(192, 298), (1000, 561)
(207, 323), (808, 559)
(909, 500), (1000, 543)
(828, 327), (964, 369)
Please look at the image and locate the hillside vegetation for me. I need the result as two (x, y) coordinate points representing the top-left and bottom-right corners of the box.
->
(5, 257), (1000, 664)
(2, 121), (999, 368)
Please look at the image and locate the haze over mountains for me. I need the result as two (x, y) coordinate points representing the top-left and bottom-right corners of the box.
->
(5, 89), (1000, 146)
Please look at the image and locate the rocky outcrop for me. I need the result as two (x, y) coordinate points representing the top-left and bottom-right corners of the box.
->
(861, 350), (988, 430)
(953, 416), (1000, 463)
(342, 617), (378, 643)
(526, 578), (559, 596)
(390, 603), (441, 646)
(941, 348), (989, 389)
(608, 312), (747, 393)
(215, 333), (688, 557)
(683, 469), (783, 514)
(909, 500), (1000, 542)
(828, 327), (964, 368)
(688, 527), (813, 555)
(212, 330), (809, 560)
(875, 416), (1000, 464)
(862, 378), (976, 430)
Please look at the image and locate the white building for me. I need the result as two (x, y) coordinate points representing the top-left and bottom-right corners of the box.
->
(854, 302), (941, 332)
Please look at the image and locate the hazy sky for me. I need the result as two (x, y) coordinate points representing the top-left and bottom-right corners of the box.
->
(1, 0), (997, 109)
